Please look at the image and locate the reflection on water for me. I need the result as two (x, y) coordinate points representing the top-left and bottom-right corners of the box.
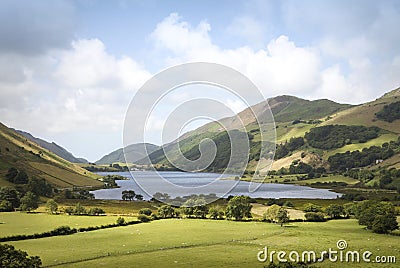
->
(91, 171), (340, 200)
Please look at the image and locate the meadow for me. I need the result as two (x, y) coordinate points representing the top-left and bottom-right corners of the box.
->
(2, 213), (399, 267)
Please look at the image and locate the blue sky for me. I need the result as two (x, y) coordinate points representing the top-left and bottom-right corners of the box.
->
(1, 0), (400, 161)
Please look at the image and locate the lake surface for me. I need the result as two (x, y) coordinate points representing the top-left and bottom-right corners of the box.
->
(91, 171), (340, 200)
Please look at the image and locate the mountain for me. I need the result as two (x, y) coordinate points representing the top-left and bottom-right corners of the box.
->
(137, 89), (400, 172)
(0, 122), (102, 188)
(96, 143), (160, 165)
(321, 87), (400, 134)
(15, 130), (88, 163)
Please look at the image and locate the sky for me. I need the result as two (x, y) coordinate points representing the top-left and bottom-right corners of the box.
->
(1, 0), (400, 162)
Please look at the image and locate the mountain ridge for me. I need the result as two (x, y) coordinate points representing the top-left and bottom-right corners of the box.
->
(15, 130), (88, 164)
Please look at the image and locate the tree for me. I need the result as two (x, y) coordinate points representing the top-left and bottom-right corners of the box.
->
(325, 204), (344, 219)
(46, 199), (58, 214)
(77, 190), (94, 200)
(225, 196), (252, 221)
(372, 214), (399, 234)
(135, 194), (144, 201)
(122, 190), (136, 201)
(74, 203), (86, 215)
(0, 200), (13, 212)
(0, 244), (41, 267)
(264, 204), (281, 222)
(182, 197), (208, 218)
(153, 192), (170, 202)
(5, 167), (18, 182)
(208, 206), (224, 220)
(19, 192), (39, 212)
(343, 202), (357, 217)
(0, 186), (21, 209)
(276, 208), (290, 227)
(27, 177), (53, 197)
(13, 170), (29, 184)
(356, 201), (398, 233)
(303, 203), (322, 213)
(157, 205), (176, 218)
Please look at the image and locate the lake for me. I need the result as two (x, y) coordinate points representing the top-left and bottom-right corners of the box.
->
(91, 171), (340, 200)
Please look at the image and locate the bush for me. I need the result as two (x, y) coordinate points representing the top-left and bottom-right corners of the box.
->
(138, 208), (153, 216)
(138, 214), (151, 222)
(88, 207), (105, 216)
(305, 212), (326, 222)
(116, 217), (126, 225)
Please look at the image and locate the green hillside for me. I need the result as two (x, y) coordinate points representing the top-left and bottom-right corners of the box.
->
(268, 95), (352, 122)
(0, 122), (102, 189)
(136, 88), (400, 175)
(322, 87), (400, 133)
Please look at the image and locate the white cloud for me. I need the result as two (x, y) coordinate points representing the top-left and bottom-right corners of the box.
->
(151, 14), (321, 99)
(0, 38), (151, 151)
(151, 13), (400, 104)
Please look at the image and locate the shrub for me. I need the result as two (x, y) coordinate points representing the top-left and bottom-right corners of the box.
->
(88, 207), (105, 216)
(138, 208), (152, 216)
(138, 214), (151, 222)
(116, 217), (126, 225)
(305, 212), (326, 222)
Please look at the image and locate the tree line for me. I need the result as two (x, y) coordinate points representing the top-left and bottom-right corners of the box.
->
(375, 101), (400, 122)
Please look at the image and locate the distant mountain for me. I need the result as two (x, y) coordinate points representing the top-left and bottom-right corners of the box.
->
(96, 143), (160, 165)
(15, 130), (88, 163)
(0, 122), (102, 188)
(137, 90), (400, 172)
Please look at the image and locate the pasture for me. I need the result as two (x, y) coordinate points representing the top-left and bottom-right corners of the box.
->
(2, 213), (399, 267)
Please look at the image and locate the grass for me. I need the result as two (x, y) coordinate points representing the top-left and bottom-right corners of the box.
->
(0, 212), (137, 237)
(0, 122), (101, 189)
(4, 217), (399, 267)
(295, 175), (360, 186)
(325, 133), (399, 157)
(276, 123), (315, 142)
(322, 90), (400, 134)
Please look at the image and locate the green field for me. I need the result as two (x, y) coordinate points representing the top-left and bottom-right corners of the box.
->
(325, 133), (399, 157)
(0, 212), (137, 236)
(295, 175), (360, 186)
(2, 213), (399, 267)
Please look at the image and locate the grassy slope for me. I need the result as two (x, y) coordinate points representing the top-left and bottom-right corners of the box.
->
(325, 133), (399, 157)
(5, 218), (399, 267)
(271, 96), (352, 122)
(0, 122), (102, 188)
(322, 87), (400, 134)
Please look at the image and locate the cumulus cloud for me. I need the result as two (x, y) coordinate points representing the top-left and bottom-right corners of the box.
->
(151, 13), (321, 99)
(151, 12), (400, 104)
(0, 38), (151, 137)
